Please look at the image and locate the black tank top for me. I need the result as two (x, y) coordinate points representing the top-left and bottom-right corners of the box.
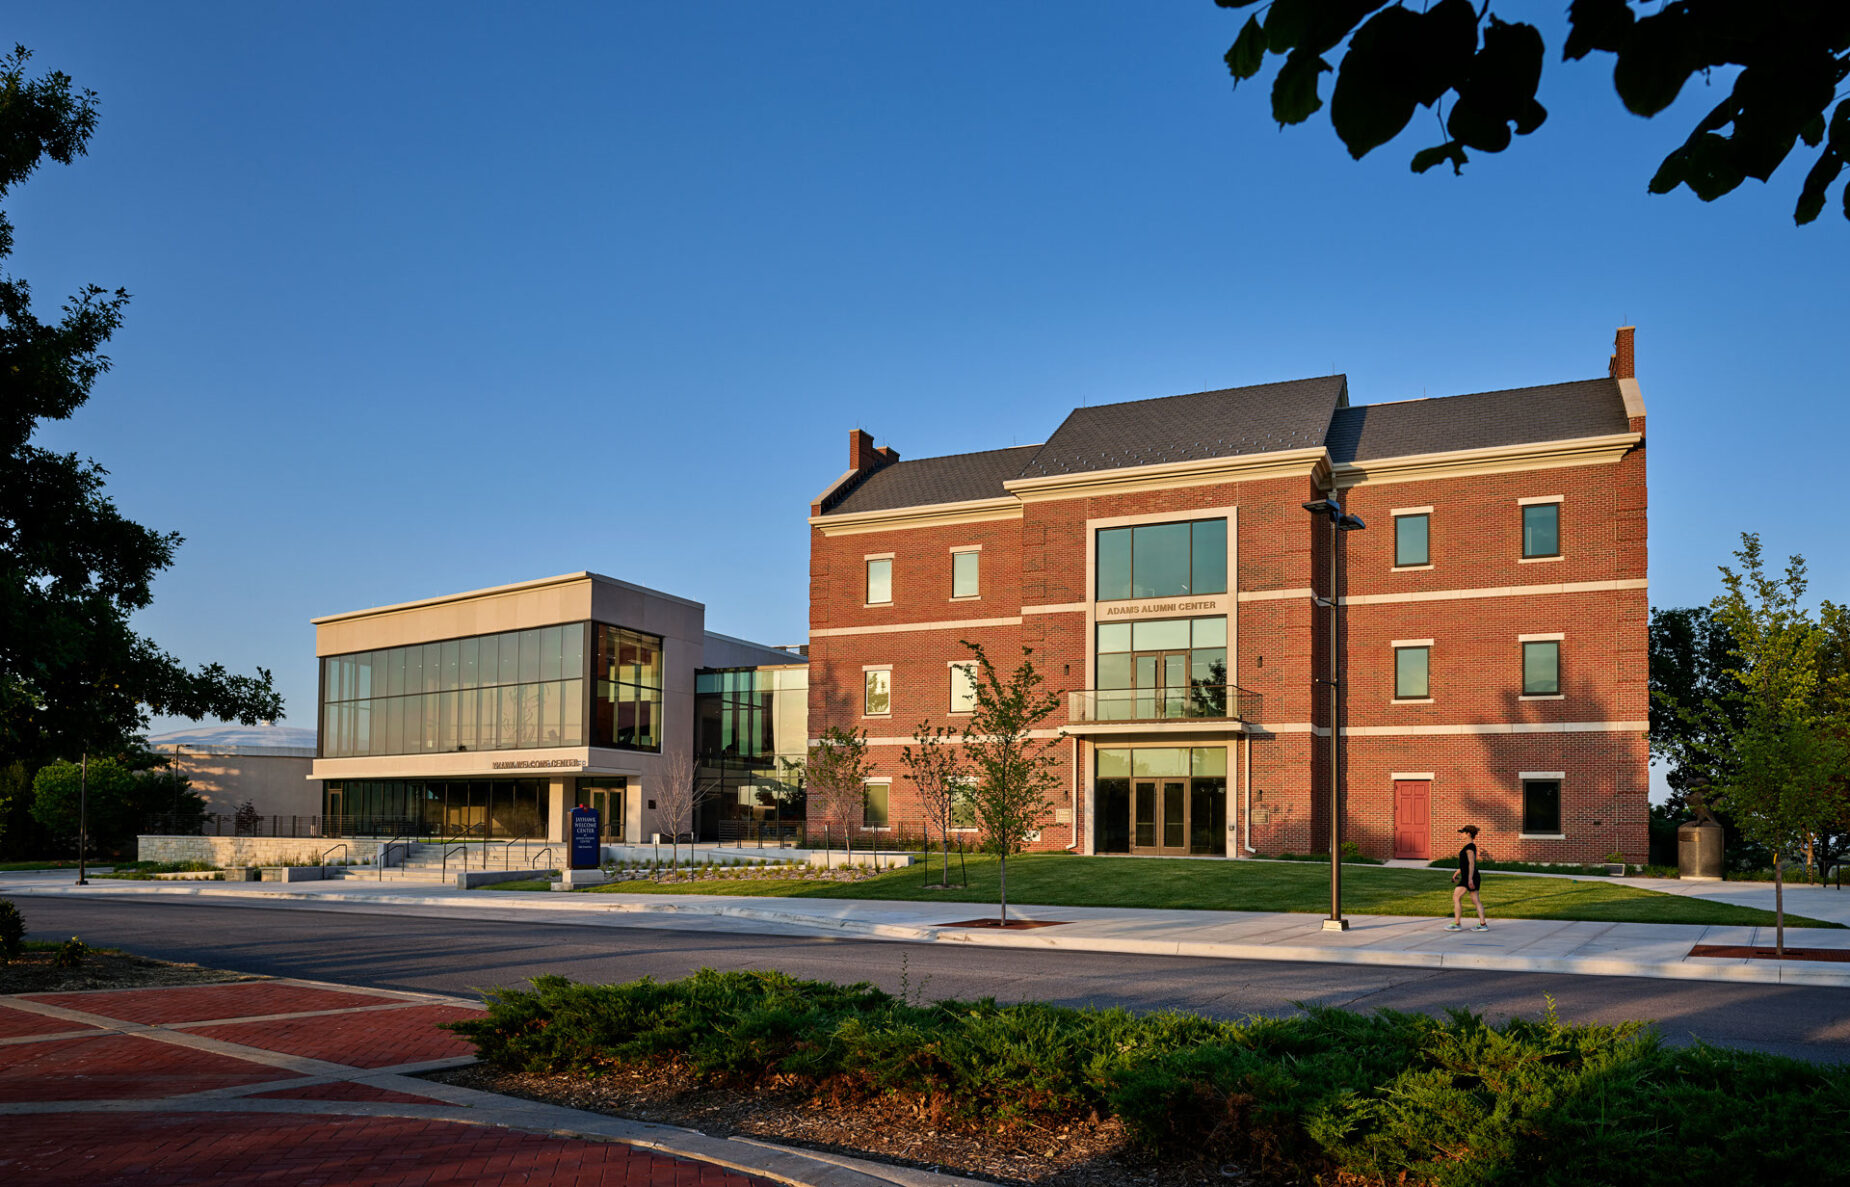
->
(1459, 842), (1480, 888)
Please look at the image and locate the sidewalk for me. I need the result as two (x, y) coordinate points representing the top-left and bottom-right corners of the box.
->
(0, 975), (985, 1187)
(8, 870), (1850, 988)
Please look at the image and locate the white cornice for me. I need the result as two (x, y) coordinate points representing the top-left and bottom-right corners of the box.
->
(810, 468), (859, 512)
(1333, 432), (1641, 488)
(1002, 447), (1331, 502)
(1617, 378), (1646, 419)
(809, 497), (1023, 537)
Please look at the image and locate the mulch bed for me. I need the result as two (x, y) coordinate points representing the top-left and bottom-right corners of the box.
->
(1688, 944), (1850, 963)
(427, 1062), (1254, 1186)
(0, 948), (257, 995)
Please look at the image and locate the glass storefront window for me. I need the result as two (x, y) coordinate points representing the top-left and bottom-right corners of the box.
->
(1095, 747), (1228, 856)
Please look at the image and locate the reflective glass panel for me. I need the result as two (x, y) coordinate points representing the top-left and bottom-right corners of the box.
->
(1096, 748), (1131, 778)
(1523, 641), (1560, 695)
(1132, 618), (1190, 651)
(1191, 519), (1227, 594)
(1131, 748), (1188, 777)
(866, 558), (892, 604)
(540, 625), (563, 682)
(865, 669), (891, 715)
(1132, 522), (1191, 597)
(863, 783), (890, 827)
(952, 551), (979, 598)
(1523, 779), (1562, 834)
(1097, 622), (1131, 653)
(949, 663), (977, 712)
(1097, 653), (1132, 690)
(1523, 504), (1560, 557)
(1096, 528), (1132, 601)
(1395, 514), (1430, 566)
(1396, 646), (1430, 699)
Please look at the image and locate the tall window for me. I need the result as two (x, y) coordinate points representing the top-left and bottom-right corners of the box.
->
(319, 625), (587, 759)
(1394, 513), (1429, 566)
(864, 668), (891, 715)
(593, 624), (664, 751)
(1096, 518), (1227, 601)
(1394, 646), (1430, 699)
(951, 550), (980, 598)
(1522, 503), (1560, 558)
(1522, 640), (1561, 695)
(1522, 778), (1563, 835)
(863, 781), (890, 828)
(866, 558), (893, 604)
(949, 662), (977, 713)
(950, 779), (977, 829)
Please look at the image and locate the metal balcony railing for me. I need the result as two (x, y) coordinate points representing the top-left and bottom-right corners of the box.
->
(1067, 683), (1253, 725)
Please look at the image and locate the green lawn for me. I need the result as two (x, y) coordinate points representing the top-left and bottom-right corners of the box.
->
(579, 853), (1841, 929)
(0, 860), (89, 871)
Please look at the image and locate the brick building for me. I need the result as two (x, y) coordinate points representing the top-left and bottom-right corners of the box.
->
(807, 328), (1648, 865)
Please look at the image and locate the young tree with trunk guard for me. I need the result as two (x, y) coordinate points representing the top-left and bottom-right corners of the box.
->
(959, 642), (1063, 925)
(806, 726), (873, 869)
(1, 46), (284, 769)
(900, 721), (966, 889)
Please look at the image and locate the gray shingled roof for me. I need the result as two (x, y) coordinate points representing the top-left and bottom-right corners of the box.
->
(1325, 377), (1631, 463)
(826, 444), (1042, 515)
(1016, 376), (1349, 480)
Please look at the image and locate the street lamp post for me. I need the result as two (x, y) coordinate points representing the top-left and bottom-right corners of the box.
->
(76, 751), (89, 887)
(1302, 497), (1365, 932)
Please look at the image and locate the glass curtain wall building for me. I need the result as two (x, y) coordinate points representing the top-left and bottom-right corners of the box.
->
(695, 666), (808, 839)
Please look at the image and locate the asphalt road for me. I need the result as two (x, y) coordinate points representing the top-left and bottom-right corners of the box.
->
(16, 895), (1850, 1062)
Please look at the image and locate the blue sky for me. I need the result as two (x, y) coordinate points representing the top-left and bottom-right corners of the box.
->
(9, 3), (1847, 745)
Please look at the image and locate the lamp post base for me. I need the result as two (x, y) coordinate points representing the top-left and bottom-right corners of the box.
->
(1321, 918), (1350, 932)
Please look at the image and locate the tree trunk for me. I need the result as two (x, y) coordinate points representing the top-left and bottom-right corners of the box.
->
(999, 853), (1008, 925)
(1775, 850), (1785, 958)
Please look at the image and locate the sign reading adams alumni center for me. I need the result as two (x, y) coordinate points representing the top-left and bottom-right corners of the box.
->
(1098, 595), (1229, 618)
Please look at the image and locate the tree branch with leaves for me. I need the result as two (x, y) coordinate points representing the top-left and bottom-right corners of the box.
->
(1216, 1), (1850, 225)
(900, 721), (967, 889)
(806, 725), (873, 868)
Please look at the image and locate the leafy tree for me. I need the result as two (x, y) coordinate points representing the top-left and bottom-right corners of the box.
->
(1649, 606), (1758, 863)
(900, 721), (967, 889)
(1, 45), (283, 769)
(959, 642), (1063, 925)
(1703, 535), (1850, 954)
(1215, 1), (1850, 225)
(29, 750), (202, 857)
(805, 725), (873, 868)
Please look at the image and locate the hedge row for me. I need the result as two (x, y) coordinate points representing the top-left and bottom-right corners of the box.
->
(444, 969), (1848, 1186)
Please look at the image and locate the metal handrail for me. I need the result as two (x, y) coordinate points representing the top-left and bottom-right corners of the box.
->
(320, 843), (348, 868)
(442, 844), (470, 876)
(379, 830), (413, 881)
(529, 846), (554, 871)
(490, 839), (519, 870)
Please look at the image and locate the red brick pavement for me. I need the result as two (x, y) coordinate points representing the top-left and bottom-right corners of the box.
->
(248, 1080), (446, 1104)
(0, 1033), (301, 1102)
(25, 981), (389, 1025)
(0, 1112), (773, 1186)
(0, 979), (785, 1185)
(190, 1003), (482, 1067)
(0, 1002), (101, 1040)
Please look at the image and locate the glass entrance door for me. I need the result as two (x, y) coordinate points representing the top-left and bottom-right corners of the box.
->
(582, 782), (627, 842)
(1132, 778), (1189, 854)
(1133, 651), (1191, 720)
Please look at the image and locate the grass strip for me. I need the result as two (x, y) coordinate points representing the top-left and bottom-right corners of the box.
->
(446, 969), (1849, 1186)
(582, 852), (1841, 928)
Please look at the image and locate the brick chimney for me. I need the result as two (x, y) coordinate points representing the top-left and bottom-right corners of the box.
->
(875, 445), (901, 465)
(1608, 326), (1635, 380)
(849, 429), (881, 472)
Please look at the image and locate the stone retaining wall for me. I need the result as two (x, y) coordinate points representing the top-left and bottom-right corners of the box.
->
(137, 835), (384, 867)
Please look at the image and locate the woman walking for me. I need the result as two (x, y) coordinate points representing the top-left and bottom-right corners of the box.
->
(1447, 824), (1488, 931)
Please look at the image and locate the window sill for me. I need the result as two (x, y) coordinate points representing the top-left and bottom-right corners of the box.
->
(949, 596), (982, 603)
(947, 710), (972, 717)
(1392, 697), (1434, 704)
(1391, 564), (1433, 572)
(1519, 833), (1567, 840)
(863, 712), (891, 719)
(1518, 555), (1563, 564)
(1519, 694), (1565, 701)
(863, 602), (893, 609)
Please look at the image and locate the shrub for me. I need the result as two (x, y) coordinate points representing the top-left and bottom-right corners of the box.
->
(0, 898), (23, 961)
(446, 971), (1850, 1186)
(52, 936), (89, 969)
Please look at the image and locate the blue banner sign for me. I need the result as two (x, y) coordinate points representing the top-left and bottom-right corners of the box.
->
(569, 806), (600, 870)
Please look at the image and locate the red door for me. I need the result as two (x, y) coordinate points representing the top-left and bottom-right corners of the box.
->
(1393, 781), (1431, 860)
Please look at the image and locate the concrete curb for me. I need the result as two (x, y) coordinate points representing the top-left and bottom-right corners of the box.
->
(11, 879), (1850, 989)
